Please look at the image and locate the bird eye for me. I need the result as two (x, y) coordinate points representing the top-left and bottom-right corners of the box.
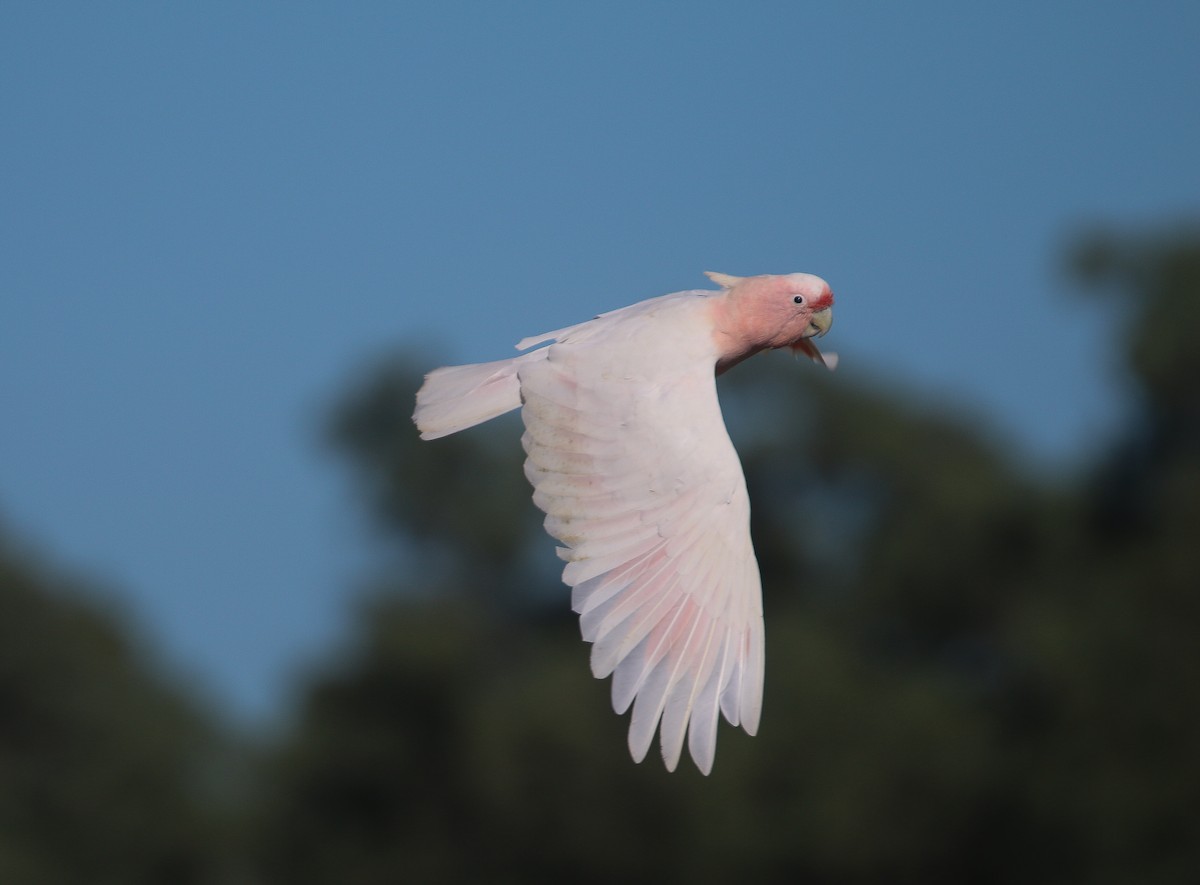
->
(793, 295), (805, 305)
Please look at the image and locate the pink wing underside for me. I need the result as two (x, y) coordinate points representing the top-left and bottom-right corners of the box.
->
(517, 323), (764, 774)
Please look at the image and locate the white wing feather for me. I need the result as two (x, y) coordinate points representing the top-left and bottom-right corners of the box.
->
(517, 294), (764, 774)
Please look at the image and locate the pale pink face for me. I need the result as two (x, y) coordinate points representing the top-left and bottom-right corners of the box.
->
(710, 272), (835, 372)
(782, 272), (834, 335)
(739, 273), (834, 350)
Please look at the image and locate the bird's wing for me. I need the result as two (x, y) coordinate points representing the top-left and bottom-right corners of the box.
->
(518, 320), (763, 775)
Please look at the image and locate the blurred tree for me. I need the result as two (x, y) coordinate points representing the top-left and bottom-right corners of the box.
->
(254, 225), (1200, 883)
(1000, 226), (1200, 883)
(327, 355), (549, 608)
(0, 533), (228, 885)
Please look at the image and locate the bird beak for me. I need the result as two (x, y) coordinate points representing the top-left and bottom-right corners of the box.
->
(789, 308), (837, 370)
(807, 307), (832, 338)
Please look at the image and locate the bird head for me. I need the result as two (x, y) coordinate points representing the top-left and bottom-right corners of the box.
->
(705, 271), (836, 369)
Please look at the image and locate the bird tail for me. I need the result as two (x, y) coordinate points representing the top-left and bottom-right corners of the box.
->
(413, 353), (535, 440)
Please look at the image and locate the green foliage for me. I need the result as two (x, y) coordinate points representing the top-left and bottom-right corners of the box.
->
(327, 355), (550, 607)
(1072, 225), (1200, 421)
(0, 539), (223, 885)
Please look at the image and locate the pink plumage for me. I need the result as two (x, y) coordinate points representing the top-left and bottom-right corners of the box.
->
(413, 271), (835, 773)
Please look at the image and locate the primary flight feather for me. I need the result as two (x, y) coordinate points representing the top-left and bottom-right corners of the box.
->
(413, 271), (835, 774)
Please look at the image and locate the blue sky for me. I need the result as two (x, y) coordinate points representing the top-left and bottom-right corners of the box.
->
(2, 3), (1198, 722)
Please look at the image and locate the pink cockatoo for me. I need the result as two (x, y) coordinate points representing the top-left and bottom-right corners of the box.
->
(413, 271), (835, 774)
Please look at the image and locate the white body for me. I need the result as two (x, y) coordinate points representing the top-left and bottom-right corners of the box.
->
(416, 291), (760, 774)
(414, 273), (834, 774)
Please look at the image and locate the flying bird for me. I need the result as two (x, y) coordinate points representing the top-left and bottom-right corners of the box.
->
(413, 271), (835, 774)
